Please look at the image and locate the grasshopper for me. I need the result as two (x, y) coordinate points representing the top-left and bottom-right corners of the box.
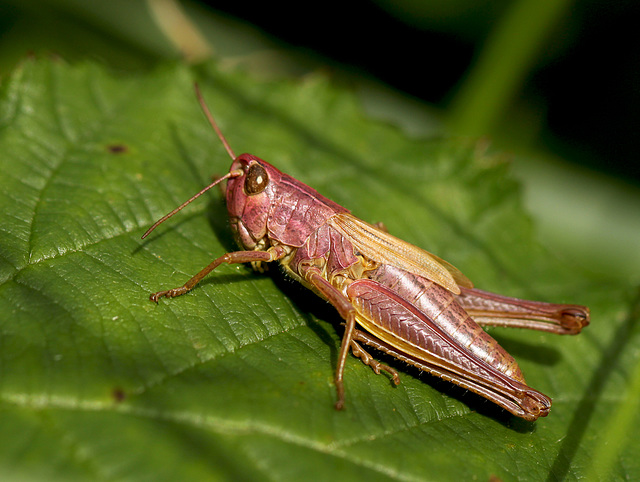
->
(142, 86), (589, 421)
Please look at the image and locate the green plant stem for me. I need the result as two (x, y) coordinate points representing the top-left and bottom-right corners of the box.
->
(448, 0), (574, 136)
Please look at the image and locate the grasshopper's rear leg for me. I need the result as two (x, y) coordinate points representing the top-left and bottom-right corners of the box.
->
(150, 246), (287, 302)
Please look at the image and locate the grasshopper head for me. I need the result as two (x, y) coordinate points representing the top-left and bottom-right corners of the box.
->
(226, 154), (280, 250)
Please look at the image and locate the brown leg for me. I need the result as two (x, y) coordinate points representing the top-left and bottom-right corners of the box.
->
(302, 267), (359, 410)
(457, 286), (589, 335)
(350, 338), (400, 385)
(150, 246), (286, 302)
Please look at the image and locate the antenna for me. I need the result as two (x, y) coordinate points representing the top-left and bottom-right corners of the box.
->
(141, 169), (242, 239)
(194, 83), (236, 160)
(141, 85), (242, 239)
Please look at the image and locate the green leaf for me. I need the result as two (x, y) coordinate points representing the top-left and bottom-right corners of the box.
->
(0, 59), (638, 481)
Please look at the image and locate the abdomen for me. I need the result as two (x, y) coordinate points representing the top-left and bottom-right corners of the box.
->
(367, 264), (524, 382)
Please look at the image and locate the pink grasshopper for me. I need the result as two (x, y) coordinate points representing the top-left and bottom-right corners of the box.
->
(143, 86), (590, 421)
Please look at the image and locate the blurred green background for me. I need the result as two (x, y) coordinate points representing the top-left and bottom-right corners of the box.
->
(1, 0), (638, 280)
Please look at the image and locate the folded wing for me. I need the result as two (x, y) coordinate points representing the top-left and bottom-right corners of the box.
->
(329, 213), (473, 294)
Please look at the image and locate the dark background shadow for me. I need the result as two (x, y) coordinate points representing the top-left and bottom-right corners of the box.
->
(207, 0), (640, 186)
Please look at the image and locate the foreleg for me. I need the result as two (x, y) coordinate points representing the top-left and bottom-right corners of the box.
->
(150, 246), (287, 302)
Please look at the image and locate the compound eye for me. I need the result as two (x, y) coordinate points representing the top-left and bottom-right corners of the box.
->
(244, 163), (269, 195)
